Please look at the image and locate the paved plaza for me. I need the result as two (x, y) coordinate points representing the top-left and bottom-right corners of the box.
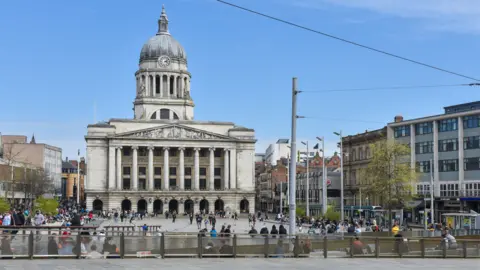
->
(0, 258), (477, 270)
(99, 216), (284, 234)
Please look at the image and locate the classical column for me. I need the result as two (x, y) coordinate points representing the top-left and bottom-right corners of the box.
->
(209, 147), (215, 191)
(173, 75), (177, 97)
(108, 146), (116, 190)
(116, 146), (122, 190)
(152, 74), (156, 97)
(163, 147), (170, 191)
(179, 147), (185, 190)
(194, 148), (200, 190)
(167, 75), (171, 98)
(132, 146), (138, 190)
(230, 148), (237, 189)
(223, 149), (229, 190)
(159, 74), (163, 97)
(148, 146), (154, 191)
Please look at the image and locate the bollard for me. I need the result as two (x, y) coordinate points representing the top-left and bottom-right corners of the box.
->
(75, 234), (81, 259)
(233, 234), (237, 258)
(120, 233), (125, 258)
(264, 235), (269, 258)
(420, 239), (425, 258)
(197, 234), (203, 259)
(349, 237), (353, 258)
(462, 241), (467, 258)
(294, 236), (300, 258)
(160, 233), (165, 259)
(28, 231), (34, 259)
(442, 241), (447, 258)
(323, 236), (328, 258)
(375, 238), (379, 258)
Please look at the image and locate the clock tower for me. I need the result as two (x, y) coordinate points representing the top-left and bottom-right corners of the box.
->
(133, 5), (194, 121)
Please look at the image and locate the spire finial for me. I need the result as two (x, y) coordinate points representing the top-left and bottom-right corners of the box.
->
(157, 4), (169, 35)
(30, 133), (36, 144)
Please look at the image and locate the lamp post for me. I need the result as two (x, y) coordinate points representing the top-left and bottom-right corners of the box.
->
(334, 131), (344, 223)
(316, 137), (327, 215)
(301, 141), (309, 216)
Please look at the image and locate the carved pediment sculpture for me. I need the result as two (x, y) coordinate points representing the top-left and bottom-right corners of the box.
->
(122, 125), (230, 140)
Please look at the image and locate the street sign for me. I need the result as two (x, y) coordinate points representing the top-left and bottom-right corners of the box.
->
(326, 179), (331, 187)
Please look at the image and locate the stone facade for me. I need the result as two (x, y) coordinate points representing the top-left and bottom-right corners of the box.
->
(85, 6), (255, 214)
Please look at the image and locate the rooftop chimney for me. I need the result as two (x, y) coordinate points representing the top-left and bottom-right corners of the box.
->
(394, 115), (404, 123)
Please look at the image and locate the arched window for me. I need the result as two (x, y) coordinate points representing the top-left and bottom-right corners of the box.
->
(359, 148), (364, 160)
(150, 109), (180, 120)
(150, 111), (157, 119)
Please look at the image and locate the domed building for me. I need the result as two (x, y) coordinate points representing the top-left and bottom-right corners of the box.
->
(85, 6), (255, 215)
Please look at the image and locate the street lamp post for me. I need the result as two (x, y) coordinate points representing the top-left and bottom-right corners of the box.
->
(316, 137), (327, 215)
(288, 77), (299, 235)
(301, 141), (309, 216)
(334, 131), (344, 223)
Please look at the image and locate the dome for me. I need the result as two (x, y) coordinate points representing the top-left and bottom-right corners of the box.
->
(139, 5), (187, 63)
(140, 34), (187, 63)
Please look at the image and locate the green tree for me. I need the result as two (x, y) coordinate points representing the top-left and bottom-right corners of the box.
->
(296, 204), (306, 217)
(34, 196), (59, 215)
(323, 205), (341, 221)
(360, 140), (418, 228)
(0, 197), (11, 213)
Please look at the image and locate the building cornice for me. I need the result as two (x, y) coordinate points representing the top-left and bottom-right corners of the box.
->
(388, 109), (480, 127)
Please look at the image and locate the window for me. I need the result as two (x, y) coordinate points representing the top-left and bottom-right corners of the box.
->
(464, 136), (480, 150)
(214, 149), (222, 158)
(351, 149), (356, 161)
(464, 157), (480, 171)
(154, 167), (162, 175)
(123, 148), (131, 156)
(438, 118), (458, 132)
(184, 179), (192, 190)
(199, 179), (207, 190)
(169, 167), (177, 176)
(416, 184), (431, 196)
(169, 178), (177, 188)
(200, 168), (207, 176)
(199, 149), (207, 157)
(214, 178), (222, 190)
(185, 167), (192, 175)
(139, 148), (147, 156)
(123, 178), (131, 190)
(160, 109), (170, 119)
(170, 149), (177, 157)
(123, 167), (131, 175)
(440, 184), (459, 197)
(154, 148), (162, 156)
(185, 149), (193, 157)
(438, 139), (458, 152)
(415, 141), (434, 154)
(154, 178), (162, 190)
(173, 113), (179, 120)
(415, 122), (433, 135)
(463, 115), (480, 129)
(139, 167), (146, 176)
(439, 159), (458, 172)
(359, 148), (364, 160)
(417, 161), (431, 173)
(365, 147), (370, 158)
(394, 125), (410, 138)
(214, 168), (221, 176)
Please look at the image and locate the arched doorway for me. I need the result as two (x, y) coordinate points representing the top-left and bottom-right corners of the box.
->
(184, 199), (194, 214)
(137, 199), (147, 213)
(214, 199), (224, 211)
(199, 199), (209, 213)
(153, 200), (163, 214)
(240, 199), (249, 213)
(121, 199), (132, 212)
(169, 199), (178, 213)
(92, 199), (103, 211)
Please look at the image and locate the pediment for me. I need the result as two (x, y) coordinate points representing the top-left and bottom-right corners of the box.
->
(115, 124), (234, 141)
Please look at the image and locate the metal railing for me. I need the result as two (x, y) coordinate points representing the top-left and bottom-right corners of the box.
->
(0, 229), (479, 259)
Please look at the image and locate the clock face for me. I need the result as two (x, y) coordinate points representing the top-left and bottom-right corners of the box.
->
(158, 55), (171, 67)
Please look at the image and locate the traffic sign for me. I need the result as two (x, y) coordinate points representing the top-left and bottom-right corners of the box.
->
(326, 179), (331, 187)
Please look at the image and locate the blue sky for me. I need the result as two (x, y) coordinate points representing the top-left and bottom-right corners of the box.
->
(1, 0), (479, 160)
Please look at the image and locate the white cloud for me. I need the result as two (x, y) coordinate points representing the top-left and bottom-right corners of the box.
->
(294, 0), (480, 33)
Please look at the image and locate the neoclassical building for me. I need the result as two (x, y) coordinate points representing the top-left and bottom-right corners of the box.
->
(85, 6), (255, 214)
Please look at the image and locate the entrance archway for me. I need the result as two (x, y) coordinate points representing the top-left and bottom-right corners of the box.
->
(121, 199), (132, 212)
(240, 199), (249, 213)
(153, 200), (163, 214)
(137, 199), (147, 213)
(92, 199), (103, 211)
(169, 199), (178, 213)
(214, 199), (224, 211)
(199, 199), (209, 213)
(184, 199), (194, 214)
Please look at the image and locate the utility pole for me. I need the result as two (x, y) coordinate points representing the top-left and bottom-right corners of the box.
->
(430, 158), (435, 226)
(334, 131), (344, 223)
(289, 77), (299, 235)
(301, 141), (310, 216)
